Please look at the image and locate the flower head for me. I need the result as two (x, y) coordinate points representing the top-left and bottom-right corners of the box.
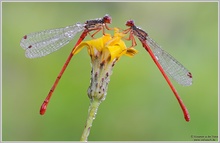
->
(73, 28), (138, 101)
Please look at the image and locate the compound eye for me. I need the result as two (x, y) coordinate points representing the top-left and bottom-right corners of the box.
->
(125, 20), (134, 27)
(103, 14), (112, 24)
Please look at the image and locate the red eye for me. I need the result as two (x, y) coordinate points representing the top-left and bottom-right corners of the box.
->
(103, 14), (112, 24)
(126, 20), (135, 27)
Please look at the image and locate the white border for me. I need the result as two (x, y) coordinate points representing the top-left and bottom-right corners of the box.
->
(1, 1), (219, 143)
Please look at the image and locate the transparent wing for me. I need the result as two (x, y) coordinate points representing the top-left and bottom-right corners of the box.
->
(146, 37), (192, 86)
(20, 23), (85, 58)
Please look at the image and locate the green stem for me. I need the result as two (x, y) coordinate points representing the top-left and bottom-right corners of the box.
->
(80, 98), (101, 142)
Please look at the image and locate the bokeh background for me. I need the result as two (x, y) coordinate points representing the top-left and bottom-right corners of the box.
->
(2, 2), (218, 141)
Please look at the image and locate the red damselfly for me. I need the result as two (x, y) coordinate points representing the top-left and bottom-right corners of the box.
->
(20, 14), (112, 115)
(123, 20), (192, 122)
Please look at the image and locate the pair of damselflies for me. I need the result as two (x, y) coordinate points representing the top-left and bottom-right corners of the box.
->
(20, 14), (192, 122)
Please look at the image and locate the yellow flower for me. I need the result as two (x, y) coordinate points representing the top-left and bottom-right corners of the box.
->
(73, 28), (138, 101)
(74, 28), (138, 141)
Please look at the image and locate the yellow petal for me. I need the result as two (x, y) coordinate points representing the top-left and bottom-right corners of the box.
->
(73, 27), (138, 62)
(72, 42), (88, 55)
(106, 45), (124, 61)
(73, 34), (112, 56)
(125, 48), (138, 57)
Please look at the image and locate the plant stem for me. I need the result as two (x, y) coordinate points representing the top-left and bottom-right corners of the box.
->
(80, 97), (101, 142)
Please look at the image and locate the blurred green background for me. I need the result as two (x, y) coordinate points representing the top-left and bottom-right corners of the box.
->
(2, 2), (218, 141)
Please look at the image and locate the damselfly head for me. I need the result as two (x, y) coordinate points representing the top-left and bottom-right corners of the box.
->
(126, 20), (135, 27)
(103, 14), (112, 24)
